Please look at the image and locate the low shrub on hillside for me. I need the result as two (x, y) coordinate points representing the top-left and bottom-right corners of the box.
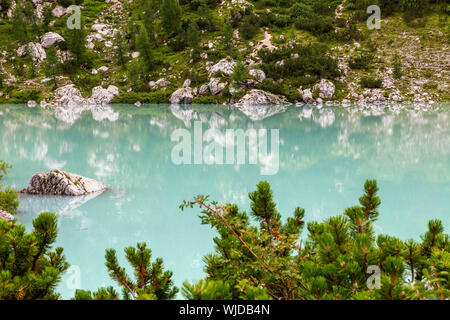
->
(111, 91), (172, 104)
(360, 76), (382, 88)
(259, 44), (340, 79)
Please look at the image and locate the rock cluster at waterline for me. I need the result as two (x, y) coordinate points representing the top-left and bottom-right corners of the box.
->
(21, 170), (106, 196)
(0, 207), (14, 222)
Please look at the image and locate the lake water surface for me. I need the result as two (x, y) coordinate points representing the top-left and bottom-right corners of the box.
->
(0, 103), (449, 299)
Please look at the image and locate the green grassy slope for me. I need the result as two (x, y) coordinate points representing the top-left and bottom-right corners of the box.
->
(0, 0), (448, 104)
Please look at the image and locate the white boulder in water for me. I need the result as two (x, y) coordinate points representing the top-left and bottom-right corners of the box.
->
(21, 170), (106, 196)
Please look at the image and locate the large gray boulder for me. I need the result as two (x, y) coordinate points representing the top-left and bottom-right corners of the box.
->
(300, 88), (314, 104)
(313, 79), (335, 99)
(17, 43), (46, 62)
(170, 87), (194, 104)
(52, 5), (66, 18)
(54, 84), (119, 106)
(41, 32), (65, 49)
(208, 77), (227, 95)
(235, 89), (289, 106)
(21, 170), (106, 196)
(88, 85), (119, 105)
(207, 57), (236, 77)
(0, 207), (14, 222)
(249, 69), (266, 83)
(54, 84), (87, 106)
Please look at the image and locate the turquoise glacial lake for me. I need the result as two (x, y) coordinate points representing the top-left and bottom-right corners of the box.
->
(0, 103), (449, 299)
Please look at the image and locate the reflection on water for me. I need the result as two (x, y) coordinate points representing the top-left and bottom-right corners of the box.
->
(0, 103), (449, 299)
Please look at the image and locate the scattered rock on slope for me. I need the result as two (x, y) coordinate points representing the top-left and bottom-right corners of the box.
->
(313, 79), (335, 99)
(235, 89), (289, 106)
(41, 32), (65, 49)
(207, 57), (236, 77)
(17, 43), (46, 62)
(21, 170), (106, 196)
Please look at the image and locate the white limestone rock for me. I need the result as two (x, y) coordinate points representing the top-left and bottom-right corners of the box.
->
(313, 79), (335, 99)
(52, 5), (66, 18)
(41, 32), (65, 49)
(207, 57), (236, 77)
(17, 43), (46, 62)
(249, 69), (266, 83)
(21, 170), (106, 196)
(170, 87), (194, 104)
(208, 77), (227, 95)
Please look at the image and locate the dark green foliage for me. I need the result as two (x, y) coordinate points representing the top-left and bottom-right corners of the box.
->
(11, 3), (28, 43)
(111, 91), (171, 104)
(231, 60), (249, 87)
(349, 52), (374, 70)
(187, 21), (201, 60)
(43, 46), (60, 89)
(136, 28), (155, 71)
(239, 14), (260, 40)
(0, 187), (19, 215)
(0, 160), (10, 180)
(0, 89), (43, 104)
(161, 0), (182, 35)
(113, 32), (129, 67)
(64, 20), (87, 66)
(0, 212), (69, 300)
(0, 160), (18, 215)
(57, 0), (84, 6)
(289, 3), (314, 18)
(360, 76), (382, 88)
(259, 44), (340, 79)
(295, 15), (334, 36)
(75, 243), (178, 300)
(181, 180), (449, 300)
(256, 79), (303, 102)
(392, 52), (403, 79)
(221, 22), (234, 54)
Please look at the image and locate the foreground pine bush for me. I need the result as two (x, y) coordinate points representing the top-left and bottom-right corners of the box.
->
(0, 212), (69, 299)
(181, 180), (449, 300)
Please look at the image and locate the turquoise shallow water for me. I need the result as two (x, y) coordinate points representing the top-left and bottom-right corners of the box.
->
(0, 103), (449, 299)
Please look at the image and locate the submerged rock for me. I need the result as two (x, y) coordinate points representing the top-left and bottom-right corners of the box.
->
(21, 170), (106, 196)
(0, 207), (14, 222)
(235, 89), (289, 106)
